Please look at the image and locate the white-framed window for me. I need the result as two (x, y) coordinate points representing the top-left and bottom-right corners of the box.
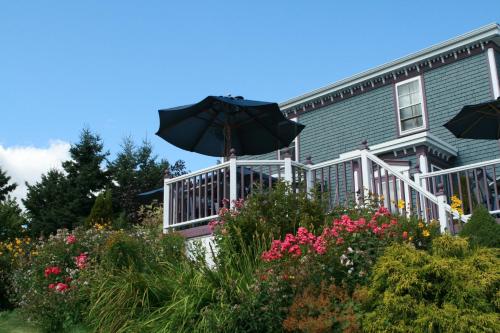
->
(395, 76), (426, 135)
(278, 117), (299, 162)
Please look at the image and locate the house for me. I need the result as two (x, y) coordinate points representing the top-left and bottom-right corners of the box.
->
(163, 23), (500, 244)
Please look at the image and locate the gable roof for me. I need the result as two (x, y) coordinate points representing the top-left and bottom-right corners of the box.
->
(280, 23), (500, 112)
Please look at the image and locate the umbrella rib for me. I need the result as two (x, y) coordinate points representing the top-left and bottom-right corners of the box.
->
(190, 108), (222, 151)
(239, 108), (287, 146)
(459, 115), (485, 137)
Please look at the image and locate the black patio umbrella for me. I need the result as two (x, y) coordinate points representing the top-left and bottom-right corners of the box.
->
(155, 96), (305, 157)
(444, 98), (500, 139)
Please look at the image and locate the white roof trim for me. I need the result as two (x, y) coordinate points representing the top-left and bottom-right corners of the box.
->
(368, 131), (458, 157)
(339, 132), (458, 161)
(280, 23), (500, 110)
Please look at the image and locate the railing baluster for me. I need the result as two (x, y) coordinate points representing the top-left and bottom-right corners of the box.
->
(371, 161), (377, 196)
(483, 167), (491, 211)
(268, 165), (272, 192)
(211, 171), (214, 215)
(457, 172), (464, 213)
(320, 167), (324, 193)
(473, 169), (480, 207)
(223, 168), (227, 201)
(181, 180), (184, 223)
(384, 168), (390, 208)
(240, 166), (244, 199)
(249, 166), (254, 195)
(465, 170), (473, 214)
(328, 166), (332, 209)
(392, 174), (398, 212)
(216, 169), (220, 212)
(198, 175), (202, 219)
(292, 165), (297, 192)
(343, 162), (348, 205)
(377, 164), (383, 199)
(259, 165), (263, 191)
(493, 166), (499, 210)
(192, 177), (196, 219)
(204, 173), (208, 217)
(400, 177), (406, 215)
(350, 160), (355, 202)
(358, 158), (363, 202)
(335, 164), (340, 205)
(415, 186), (421, 219)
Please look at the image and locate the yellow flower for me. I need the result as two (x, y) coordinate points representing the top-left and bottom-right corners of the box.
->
(409, 236), (413, 241)
(450, 195), (463, 216)
(397, 200), (405, 209)
(418, 222), (424, 228)
(379, 195), (384, 201)
(15, 238), (21, 245)
(423, 229), (430, 237)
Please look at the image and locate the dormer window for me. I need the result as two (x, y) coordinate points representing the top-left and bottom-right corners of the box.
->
(395, 76), (427, 135)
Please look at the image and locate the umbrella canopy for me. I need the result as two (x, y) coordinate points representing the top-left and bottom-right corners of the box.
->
(155, 96), (305, 157)
(444, 98), (500, 139)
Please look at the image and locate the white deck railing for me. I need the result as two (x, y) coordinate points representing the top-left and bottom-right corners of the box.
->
(163, 148), (483, 234)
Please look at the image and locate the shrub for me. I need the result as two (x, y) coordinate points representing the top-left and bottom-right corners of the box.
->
(362, 236), (500, 332)
(85, 190), (113, 228)
(460, 205), (500, 248)
(102, 232), (144, 271)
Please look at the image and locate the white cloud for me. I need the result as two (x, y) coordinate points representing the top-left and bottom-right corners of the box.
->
(0, 140), (71, 205)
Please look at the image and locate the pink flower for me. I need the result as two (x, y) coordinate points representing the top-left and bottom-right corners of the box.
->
(75, 253), (88, 269)
(402, 231), (408, 239)
(288, 244), (302, 257)
(65, 234), (76, 245)
(48, 283), (55, 290)
(313, 236), (327, 255)
(336, 237), (344, 245)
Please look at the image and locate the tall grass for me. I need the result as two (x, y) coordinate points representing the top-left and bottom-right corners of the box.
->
(87, 231), (269, 333)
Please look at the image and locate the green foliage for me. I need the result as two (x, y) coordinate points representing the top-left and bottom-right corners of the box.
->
(0, 198), (25, 242)
(102, 232), (144, 271)
(217, 182), (328, 255)
(23, 170), (74, 236)
(460, 205), (500, 248)
(0, 166), (16, 203)
(362, 236), (500, 332)
(108, 137), (186, 224)
(62, 128), (110, 220)
(85, 190), (113, 228)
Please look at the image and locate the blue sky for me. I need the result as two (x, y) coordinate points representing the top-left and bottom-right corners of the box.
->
(1, 0), (499, 184)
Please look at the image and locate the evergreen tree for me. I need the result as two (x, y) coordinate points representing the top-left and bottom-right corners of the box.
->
(0, 167), (17, 202)
(0, 198), (25, 241)
(62, 128), (110, 222)
(108, 137), (186, 222)
(23, 170), (74, 236)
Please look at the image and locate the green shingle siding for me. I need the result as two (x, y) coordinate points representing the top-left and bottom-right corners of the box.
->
(423, 52), (500, 166)
(245, 50), (499, 168)
(299, 85), (397, 164)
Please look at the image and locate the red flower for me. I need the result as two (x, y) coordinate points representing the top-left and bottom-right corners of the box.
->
(55, 283), (69, 292)
(402, 231), (408, 239)
(48, 283), (55, 290)
(44, 266), (62, 278)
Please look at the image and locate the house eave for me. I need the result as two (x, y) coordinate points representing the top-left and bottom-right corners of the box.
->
(279, 23), (500, 111)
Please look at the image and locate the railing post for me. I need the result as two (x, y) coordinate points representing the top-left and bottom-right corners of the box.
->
(359, 140), (372, 200)
(229, 148), (237, 207)
(416, 153), (428, 221)
(163, 170), (171, 234)
(283, 148), (293, 183)
(436, 183), (449, 233)
(305, 155), (313, 196)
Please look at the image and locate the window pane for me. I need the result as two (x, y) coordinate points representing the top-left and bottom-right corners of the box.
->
(409, 91), (421, 105)
(399, 94), (411, 108)
(401, 115), (423, 131)
(400, 106), (413, 119)
(397, 83), (410, 96)
(408, 80), (419, 93)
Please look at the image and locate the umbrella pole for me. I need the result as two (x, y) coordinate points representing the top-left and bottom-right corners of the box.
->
(223, 123), (232, 160)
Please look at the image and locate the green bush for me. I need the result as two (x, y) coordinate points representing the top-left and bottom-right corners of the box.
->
(460, 205), (500, 248)
(85, 190), (113, 228)
(102, 232), (144, 271)
(362, 235), (500, 332)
